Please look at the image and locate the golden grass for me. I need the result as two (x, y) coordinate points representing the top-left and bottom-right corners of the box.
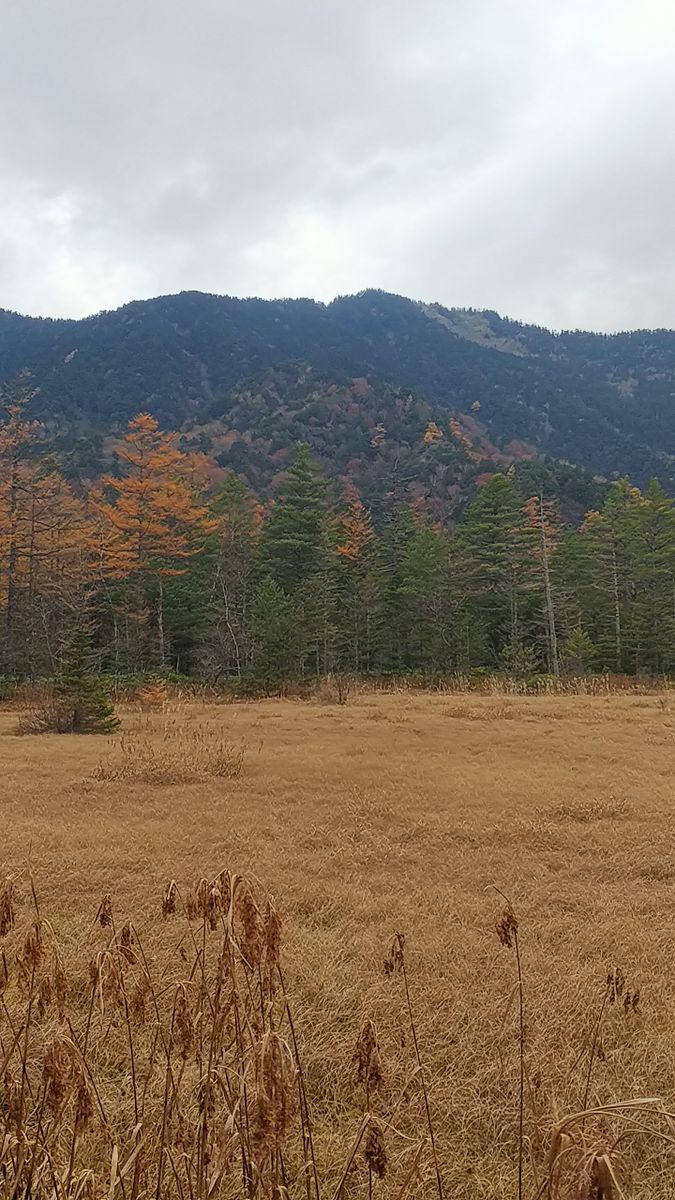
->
(1, 691), (675, 1197)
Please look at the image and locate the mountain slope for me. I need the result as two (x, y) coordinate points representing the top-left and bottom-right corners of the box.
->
(1, 288), (674, 492)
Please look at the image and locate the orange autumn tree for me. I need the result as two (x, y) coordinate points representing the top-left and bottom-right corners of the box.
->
(91, 413), (212, 667)
(336, 482), (375, 561)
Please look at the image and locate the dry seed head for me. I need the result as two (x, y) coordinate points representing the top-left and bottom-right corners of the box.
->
(495, 903), (519, 949)
(364, 1118), (387, 1179)
(233, 877), (264, 968)
(353, 1019), (384, 1090)
(170, 1105), (192, 1154)
(162, 880), (177, 919)
(97, 894), (113, 928)
(174, 983), (194, 1059)
(607, 967), (626, 1005)
(119, 921), (137, 964)
(3, 1070), (21, 1126)
(254, 1031), (296, 1162)
(37, 974), (53, 1018)
(89, 951), (122, 1013)
(0, 879), (16, 937)
(43, 1034), (76, 1115)
(19, 921), (44, 979)
(53, 952), (69, 1022)
(0, 950), (9, 997)
(75, 1073), (94, 1133)
(198, 1072), (216, 1122)
(264, 899), (282, 971)
(186, 877), (221, 925)
(383, 932), (405, 976)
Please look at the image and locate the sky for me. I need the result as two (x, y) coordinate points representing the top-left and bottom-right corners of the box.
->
(2, 0), (675, 331)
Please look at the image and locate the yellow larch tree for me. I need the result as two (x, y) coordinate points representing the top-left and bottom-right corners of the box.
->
(90, 412), (213, 666)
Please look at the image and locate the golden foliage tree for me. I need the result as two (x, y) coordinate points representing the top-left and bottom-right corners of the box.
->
(91, 413), (212, 665)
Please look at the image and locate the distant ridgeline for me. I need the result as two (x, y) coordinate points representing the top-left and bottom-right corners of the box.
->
(0, 288), (673, 498)
(0, 370), (672, 682)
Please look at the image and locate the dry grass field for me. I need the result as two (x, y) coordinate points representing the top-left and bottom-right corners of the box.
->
(1, 689), (675, 1198)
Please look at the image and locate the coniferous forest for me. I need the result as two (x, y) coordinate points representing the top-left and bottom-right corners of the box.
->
(1, 378), (673, 689)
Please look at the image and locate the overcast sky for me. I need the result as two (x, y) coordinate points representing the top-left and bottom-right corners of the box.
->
(2, 0), (675, 330)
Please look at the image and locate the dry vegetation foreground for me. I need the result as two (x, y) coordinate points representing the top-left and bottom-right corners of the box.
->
(1, 691), (675, 1198)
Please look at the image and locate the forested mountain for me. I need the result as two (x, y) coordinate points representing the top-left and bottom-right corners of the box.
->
(1, 289), (674, 500)
(1, 290), (674, 685)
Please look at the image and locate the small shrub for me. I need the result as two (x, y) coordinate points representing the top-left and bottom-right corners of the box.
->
(135, 678), (170, 710)
(18, 629), (119, 736)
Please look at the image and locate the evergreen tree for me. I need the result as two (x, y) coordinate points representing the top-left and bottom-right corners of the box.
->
(629, 480), (675, 673)
(201, 474), (261, 679)
(335, 485), (383, 673)
(398, 525), (455, 672)
(53, 627), (120, 734)
(249, 579), (298, 690)
(260, 444), (330, 591)
(457, 475), (531, 667)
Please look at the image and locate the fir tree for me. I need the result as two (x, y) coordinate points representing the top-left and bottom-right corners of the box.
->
(260, 444), (329, 591)
(53, 627), (120, 734)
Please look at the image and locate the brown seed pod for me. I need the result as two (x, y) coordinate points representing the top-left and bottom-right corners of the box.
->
(43, 1034), (76, 1115)
(37, 974), (53, 1019)
(253, 1031), (296, 1162)
(0, 879), (16, 937)
(119, 922), (137, 965)
(96, 894), (113, 928)
(19, 921), (44, 980)
(174, 983), (194, 1059)
(162, 880), (177, 918)
(232, 877), (264, 969)
(496, 904), (519, 949)
(75, 1073), (94, 1133)
(384, 932), (405, 976)
(353, 1019), (384, 1090)
(364, 1118), (387, 1179)
(53, 952), (69, 1022)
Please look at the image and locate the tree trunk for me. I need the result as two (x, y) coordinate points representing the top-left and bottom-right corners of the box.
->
(158, 577), (166, 669)
(539, 496), (559, 678)
(611, 542), (622, 672)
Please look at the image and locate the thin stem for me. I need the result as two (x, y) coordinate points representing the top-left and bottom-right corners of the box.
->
(396, 936), (444, 1200)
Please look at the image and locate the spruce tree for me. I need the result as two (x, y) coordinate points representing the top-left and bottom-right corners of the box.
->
(260, 444), (329, 591)
(53, 627), (120, 734)
(249, 579), (298, 690)
(457, 474), (532, 667)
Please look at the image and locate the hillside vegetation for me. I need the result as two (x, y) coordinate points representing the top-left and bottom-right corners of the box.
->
(1, 289), (674, 492)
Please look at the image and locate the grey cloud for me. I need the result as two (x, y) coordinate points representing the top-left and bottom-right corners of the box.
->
(1, 0), (674, 329)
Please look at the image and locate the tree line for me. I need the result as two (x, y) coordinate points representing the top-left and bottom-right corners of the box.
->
(1, 390), (673, 687)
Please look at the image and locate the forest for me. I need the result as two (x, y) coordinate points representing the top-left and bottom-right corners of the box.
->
(1, 382), (673, 688)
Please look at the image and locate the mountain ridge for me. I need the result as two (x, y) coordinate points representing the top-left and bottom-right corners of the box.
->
(1, 287), (674, 498)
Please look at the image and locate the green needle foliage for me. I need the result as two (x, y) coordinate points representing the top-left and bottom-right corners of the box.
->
(53, 628), (120, 734)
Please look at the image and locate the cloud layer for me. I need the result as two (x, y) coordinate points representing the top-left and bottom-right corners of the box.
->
(2, 0), (675, 329)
